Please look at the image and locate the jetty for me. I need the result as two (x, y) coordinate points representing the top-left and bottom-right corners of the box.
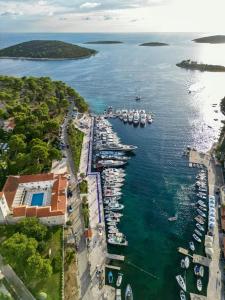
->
(190, 293), (207, 300)
(106, 253), (125, 261)
(178, 248), (211, 266)
(105, 265), (121, 271)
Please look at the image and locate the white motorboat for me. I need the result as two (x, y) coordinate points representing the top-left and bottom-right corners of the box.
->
(105, 203), (124, 211)
(195, 216), (205, 225)
(197, 200), (206, 208)
(194, 229), (203, 237)
(194, 265), (204, 278)
(147, 114), (153, 124)
(197, 279), (202, 291)
(196, 223), (204, 232)
(180, 290), (186, 300)
(128, 113), (133, 123)
(108, 235), (128, 246)
(181, 259), (185, 269)
(184, 256), (190, 269)
(189, 241), (195, 251)
(116, 273), (123, 287)
(97, 160), (127, 168)
(197, 209), (206, 218)
(140, 112), (146, 125)
(125, 284), (133, 300)
(193, 234), (201, 243)
(133, 112), (139, 124)
(176, 275), (186, 292)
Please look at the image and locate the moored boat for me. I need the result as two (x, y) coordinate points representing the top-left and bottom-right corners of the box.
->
(180, 290), (186, 300)
(108, 271), (113, 284)
(116, 273), (123, 287)
(197, 278), (202, 291)
(176, 275), (186, 292)
(193, 234), (201, 243)
(189, 241), (195, 251)
(125, 284), (133, 300)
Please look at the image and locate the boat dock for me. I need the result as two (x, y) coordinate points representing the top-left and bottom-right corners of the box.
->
(193, 254), (211, 267)
(190, 293), (207, 300)
(178, 247), (193, 257)
(106, 253), (125, 261)
(178, 248), (211, 267)
(105, 265), (121, 271)
(189, 149), (210, 168)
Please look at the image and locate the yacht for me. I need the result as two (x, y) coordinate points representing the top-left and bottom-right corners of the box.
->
(105, 203), (124, 211)
(133, 111), (140, 124)
(147, 114), (153, 124)
(195, 216), (205, 225)
(97, 160), (127, 168)
(196, 223), (204, 232)
(184, 256), (190, 269)
(140, 112), (146, 125)
(108, 235), (128, 246)
(197, 209), (206, 218)
(194, 229), (203, 237)
(176, 275), (186, 292)
(128, 113), (133, 123)
(193, 234), (201, 243)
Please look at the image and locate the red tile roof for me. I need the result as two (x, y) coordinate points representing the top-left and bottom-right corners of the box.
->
(1, 173), (67, 219)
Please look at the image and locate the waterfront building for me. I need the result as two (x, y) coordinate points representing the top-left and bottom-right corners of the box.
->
(0, 173), (68, 225)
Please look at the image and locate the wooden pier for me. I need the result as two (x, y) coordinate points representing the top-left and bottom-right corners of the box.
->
(106, 253), (125, 261)
(193, 254), (211, 267)
(105, 265), (121, 271)
(178, 248), (211, 267)
(190, 293), (207, 300)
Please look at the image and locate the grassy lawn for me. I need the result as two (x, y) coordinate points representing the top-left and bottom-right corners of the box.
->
(0, 224), (62, 300)
(67, 122), (84, 171)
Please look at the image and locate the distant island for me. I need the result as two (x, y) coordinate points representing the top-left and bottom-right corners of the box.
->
(176, 60), (225, 72)
(84, 41), (123, 44)
(0, 40), (97, 60)
(193, 35), (225, 44)
(139, 42), (169, 46)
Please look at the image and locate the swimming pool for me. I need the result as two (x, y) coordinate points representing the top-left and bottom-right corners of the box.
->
(31, 193), (44, 206)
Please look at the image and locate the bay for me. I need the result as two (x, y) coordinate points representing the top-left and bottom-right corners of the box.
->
(0, 32), (225, 299)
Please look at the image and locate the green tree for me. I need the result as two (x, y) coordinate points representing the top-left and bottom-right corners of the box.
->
(26, 253), (52, 280)
(30, 144), (49, 163)
(1, 233), (38, 268)
(8, 134), (26, 156)
(18, 217), (48, 241)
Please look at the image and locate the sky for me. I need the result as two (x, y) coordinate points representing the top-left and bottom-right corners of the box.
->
(0, 0), (225, 32)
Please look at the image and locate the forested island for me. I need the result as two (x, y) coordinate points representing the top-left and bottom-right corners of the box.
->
(0, 75), (88, 187)
(176, 60), (225, 72)
(84, 41), (123, 44)
(140, 42), (169, 46)
(0, 40), (97, 60)
(193, 35), (225, 44)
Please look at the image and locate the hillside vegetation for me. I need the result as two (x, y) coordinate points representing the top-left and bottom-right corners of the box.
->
(193, 35), (225, 44)
(0, 40), (97, 59)
(176, 60), (225, 72)
(84, 41), (123, 44)
(140, 42), (169, 46)
(0, 75), (88, 187)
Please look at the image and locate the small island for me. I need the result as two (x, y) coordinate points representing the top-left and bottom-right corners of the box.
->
(0, 40), (97, 60)
(139, 42), (169, 46)
(84, 41), (123, 44)
(176, 60), (225, 72)
(193, 35), (225, 44)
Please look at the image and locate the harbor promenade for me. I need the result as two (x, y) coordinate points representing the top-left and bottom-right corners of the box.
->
(189, 149), (224, 300)
(76, 115), (115, 300)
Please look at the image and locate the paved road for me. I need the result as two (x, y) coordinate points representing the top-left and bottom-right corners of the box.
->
(62, 108), (93, 300)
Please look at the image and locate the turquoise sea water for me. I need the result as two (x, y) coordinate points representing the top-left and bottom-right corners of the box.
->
(1, 33), (225, 299)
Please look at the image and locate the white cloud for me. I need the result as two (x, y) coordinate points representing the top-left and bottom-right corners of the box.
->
(80, 2), (101, 9)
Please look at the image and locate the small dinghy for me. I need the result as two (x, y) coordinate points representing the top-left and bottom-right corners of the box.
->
(116, 273), (123, 287)
(189, 241), (195, 251)
(176, 275), (186, 292)
(180, 290), (186, 300)
(199, 266), (204, 278)
(184, 256), (190, 269)
(125, 284), (133, 300)
(197, 278), (202, 291)
(193, 234), (201, 243)
(108, 271), (113, 284)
